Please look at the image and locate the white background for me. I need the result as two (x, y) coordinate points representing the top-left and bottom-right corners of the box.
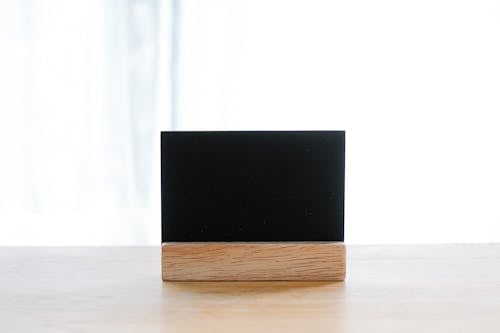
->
(1, 0), (499, 245)
(177, 0), (500, 244)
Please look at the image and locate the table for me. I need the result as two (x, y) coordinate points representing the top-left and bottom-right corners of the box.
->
(1, 244), (499, 332)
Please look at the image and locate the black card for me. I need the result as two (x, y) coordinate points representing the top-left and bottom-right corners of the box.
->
(161, 131), (345, 242)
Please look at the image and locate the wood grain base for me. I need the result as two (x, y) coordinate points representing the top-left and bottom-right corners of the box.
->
(162, 242), (345, 281)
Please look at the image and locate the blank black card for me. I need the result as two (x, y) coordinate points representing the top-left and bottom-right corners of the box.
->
(161, 131), (345, 242)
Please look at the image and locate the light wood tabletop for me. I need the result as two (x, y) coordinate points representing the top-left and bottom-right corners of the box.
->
(1, 244), (499, 332)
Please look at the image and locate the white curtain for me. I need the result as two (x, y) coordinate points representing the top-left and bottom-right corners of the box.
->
(0, 0), (171, 245)
(2, 0), (500, 245)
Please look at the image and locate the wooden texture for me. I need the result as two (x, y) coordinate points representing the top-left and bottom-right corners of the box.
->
(162, 242), (346, 281)
(1, 244), (500, 332)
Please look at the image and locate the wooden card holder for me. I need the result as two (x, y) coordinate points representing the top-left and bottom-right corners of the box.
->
(161, 131), (345, 281)
(162, 242), (345, 281)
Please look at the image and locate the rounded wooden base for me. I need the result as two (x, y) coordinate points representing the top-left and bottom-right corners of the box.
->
(162, 242), (346, 281)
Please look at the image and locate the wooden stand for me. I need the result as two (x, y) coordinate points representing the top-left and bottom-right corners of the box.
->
(162, 242), (345, 281)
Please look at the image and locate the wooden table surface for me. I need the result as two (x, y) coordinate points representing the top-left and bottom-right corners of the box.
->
(1, 244), (499, 332)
